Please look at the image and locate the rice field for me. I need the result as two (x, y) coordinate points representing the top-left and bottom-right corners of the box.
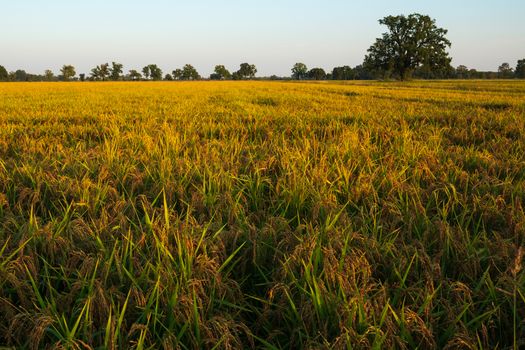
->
(1, 80), (525, 349)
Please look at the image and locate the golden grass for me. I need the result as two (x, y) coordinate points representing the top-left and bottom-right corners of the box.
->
(0, 80), (524, 349)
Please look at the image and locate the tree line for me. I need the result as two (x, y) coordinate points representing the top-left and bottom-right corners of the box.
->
(1, 13), (524, 82)
(0, 63), (258, 82)
(1, 60), (523, 82)
(290, 60), (525, 80)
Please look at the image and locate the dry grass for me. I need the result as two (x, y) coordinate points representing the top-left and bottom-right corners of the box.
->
(0, 80), (524, 349)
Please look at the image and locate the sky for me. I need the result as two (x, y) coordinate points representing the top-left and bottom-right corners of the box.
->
(1, 0), (524, 77)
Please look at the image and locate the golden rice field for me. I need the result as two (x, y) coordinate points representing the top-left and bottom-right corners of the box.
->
(1, 80), (525, 349)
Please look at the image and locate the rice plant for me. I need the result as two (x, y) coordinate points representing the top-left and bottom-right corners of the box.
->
(0, 80), (524, 349)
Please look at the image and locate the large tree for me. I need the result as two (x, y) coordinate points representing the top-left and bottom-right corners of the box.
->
(516, 59), (525, 79)
(60, 65), (76, 81)
(364, 14), (451, 80)
(291, 63), (308, 80)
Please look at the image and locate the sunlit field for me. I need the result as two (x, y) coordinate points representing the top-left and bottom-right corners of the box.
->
(1, 80), (525, 349)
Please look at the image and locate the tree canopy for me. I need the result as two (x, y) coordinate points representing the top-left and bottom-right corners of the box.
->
(364, 13), (451, 80)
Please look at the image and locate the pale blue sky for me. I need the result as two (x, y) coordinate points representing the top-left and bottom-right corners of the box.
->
(1, 0), (524, 76)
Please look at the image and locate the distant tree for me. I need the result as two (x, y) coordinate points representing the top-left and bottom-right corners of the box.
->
(455, 65), (469, 79)
(14, 70), (27, 81)
(353, 64), (373, 80)
(91, 63), (110, 81)
(364, 14), (451, 80)
(60, 65), (76, 81)
(44, 69), (54, 81)
(90, 66), (99, 80)
(164, 74), (173, 81)
(332, 66), (355, 80)
(23, 73), (41, 82)
(485, 71), (498, 79)
(110, 62), (123, 81)
(415, 61), (454, 79)
(172, 69), (183, 80)
(210, 65), (231, 80)
(236, 63), (257, 79)
(179, 64), (200, 80)
(516, 59), (525, 79)
(99, 63), (110, 80)
(142, 66), (151, 80)
(469, 68), (480, 79)
(291, 63), (308, 80)
(148, 64), (163, 81)
(0, 65), (8, 81)
(498, 62), (514, 78)
(307, 68), (326, 80)
(79, 73), (86, 82)
(231, 71), (241, 80)
(128, 70), (142, 81)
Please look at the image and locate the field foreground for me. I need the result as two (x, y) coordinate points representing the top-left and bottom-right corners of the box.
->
(1, 80), (525, 349)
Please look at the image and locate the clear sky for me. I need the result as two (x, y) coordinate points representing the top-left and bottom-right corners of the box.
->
(1, 0), (524, 77)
